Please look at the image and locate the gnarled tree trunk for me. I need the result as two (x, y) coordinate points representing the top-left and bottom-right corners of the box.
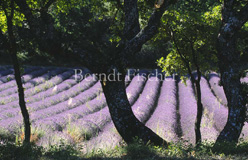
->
(101, 69), (166, 146)
(215, 0), (248, 144)
(216, 34), (246, 143)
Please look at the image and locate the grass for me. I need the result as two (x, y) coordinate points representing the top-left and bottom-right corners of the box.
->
(1, 139), (248, 160)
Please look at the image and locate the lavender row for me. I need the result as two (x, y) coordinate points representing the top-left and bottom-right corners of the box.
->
(0, 75), (97, 120)
(0, 65), (43, 87)
(132, 74), (161, 123)
(0, 77), (81, 119)
(208, 72), (228, 106)
(178, 80), (197, 144)
(178, 78), (219, 144)
(0, 67), (52, 97)
(146, 77), (178, 142)
(0, 69), (73, 108)
(0, 66), (39, 90)
(62, 72), (148, 140)
(83, 122), (122, 151)
(0, 67), (14, 79)
(125, 69), (136, 86)
(25, 77), (77, 104)
(200, 111), (219, 142)
(0, 68), (64, 100)
(0, 67), (47, 92)
(200, 77), (228, 132)
(0, 71), (73, 112)
(0, 80), (101, 134)
(32, 87), (105, 132)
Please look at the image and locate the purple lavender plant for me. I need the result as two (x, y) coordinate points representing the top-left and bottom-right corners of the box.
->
(0, 70), (76, 111)
(132, 72), (161, 123)
(146, 76), (178, 142)
(0, 67), (45, 92)
(0, 76), (98, 123)
(178, 79), (197, 144)
(208, 72), (227, 106)
(83, 122), (122, 151)
(200, 77), (228, 132)
(0, 68), (52, 97)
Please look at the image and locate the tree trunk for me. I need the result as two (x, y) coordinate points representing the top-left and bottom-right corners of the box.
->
(189, 72), (203, 145)
(5, 1), (31, 145)
(215, 33), (246, 143)
(11, 54), (31, 145)
(101, 70), (166, 146)
(194, 78), (203, 145)
(213, 0), (248, 145)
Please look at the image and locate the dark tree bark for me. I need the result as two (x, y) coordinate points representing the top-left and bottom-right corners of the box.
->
(215, 1), (248, 144)
(101, 69), (166, 146)
(194, 75), (203, 145)
(2, 0), (31, 145)
(191, 43), (203, 145)
(123, 0), (140, 40)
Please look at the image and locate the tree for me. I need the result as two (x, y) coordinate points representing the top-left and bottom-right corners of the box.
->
(157, 0), (220, 144)
(0, 0), (31, 145)
(214, 0), (248, 144)
(14, 0), (178, 146)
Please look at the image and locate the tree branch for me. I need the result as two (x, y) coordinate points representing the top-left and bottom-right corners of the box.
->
(238, 3), (248, 26)
(120, 0), (177, 66)
(189, 40), (201, 82)
(170, 28), (196, 83)
(221, 1), (248, 34)
(123, 0), (140, 40)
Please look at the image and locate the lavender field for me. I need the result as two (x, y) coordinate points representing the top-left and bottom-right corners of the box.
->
(0, 65), (247, 151)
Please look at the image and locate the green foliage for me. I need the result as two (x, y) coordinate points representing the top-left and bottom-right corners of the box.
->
(157, 52), (186, 76)
(157, 0), (221, 79)
(0, 1), (25, 33)
(0, 142), (43, 160)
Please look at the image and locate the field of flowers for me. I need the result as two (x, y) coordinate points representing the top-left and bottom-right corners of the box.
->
(0, 65), (247, 151)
